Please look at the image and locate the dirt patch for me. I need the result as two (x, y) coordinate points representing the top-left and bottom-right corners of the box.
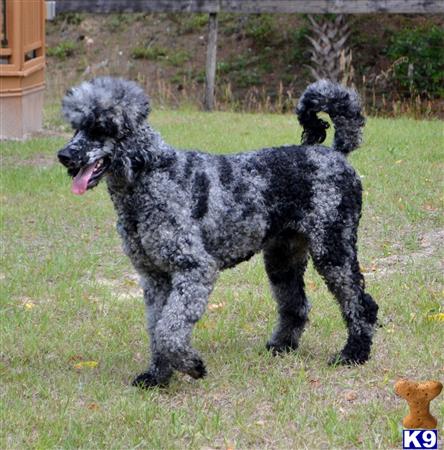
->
(96, 272), (142, 301)
(364, 229), (444, 279)
(1, 152), (58, 169)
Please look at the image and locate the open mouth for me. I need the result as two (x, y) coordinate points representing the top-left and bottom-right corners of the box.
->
(71, 158), (110, 195)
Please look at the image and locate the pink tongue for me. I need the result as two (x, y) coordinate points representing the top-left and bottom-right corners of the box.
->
(71, 162), (97, 195)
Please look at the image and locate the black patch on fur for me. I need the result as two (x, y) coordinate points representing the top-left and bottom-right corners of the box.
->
(232, 181), (249, 203)
(222, 251), (256, 269)
(191, 172), (210, 219)
(260, 147), (315, 239)
(362, 293), (378, 325)
(299, 112), (330, 145)
(320, 176), (362, 268)
(217, 155), (233, 187)
(183, 152), (195, 180)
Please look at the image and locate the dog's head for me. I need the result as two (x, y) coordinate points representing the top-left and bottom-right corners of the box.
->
(57, 77), (150, 195)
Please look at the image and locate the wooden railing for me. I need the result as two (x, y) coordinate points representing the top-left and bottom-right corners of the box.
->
(55, 0), (444, 14)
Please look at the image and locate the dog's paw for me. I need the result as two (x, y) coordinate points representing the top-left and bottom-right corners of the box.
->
(266, 340), (299, 356)
(185, 358), (207, 379)
(131, 371), (169, 389)
(328, 352), (368, 367)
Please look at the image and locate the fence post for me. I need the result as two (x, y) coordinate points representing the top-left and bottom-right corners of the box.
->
(204, 12), (218, 111)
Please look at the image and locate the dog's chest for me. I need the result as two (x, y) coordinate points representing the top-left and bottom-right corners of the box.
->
(111, 191), (158, 271)
(111, 187), (189, 272)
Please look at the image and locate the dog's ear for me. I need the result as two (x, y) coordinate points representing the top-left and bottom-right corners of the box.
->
(62, 77), (150, 138)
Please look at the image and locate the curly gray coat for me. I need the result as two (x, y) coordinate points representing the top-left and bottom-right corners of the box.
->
(58, 77), (378, 388)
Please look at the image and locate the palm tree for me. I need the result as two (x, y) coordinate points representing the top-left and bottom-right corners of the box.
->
(306, 15), (354, 86)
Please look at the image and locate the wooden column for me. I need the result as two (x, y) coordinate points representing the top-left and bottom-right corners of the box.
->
(0, 0), (46, 139)
(204, 12), (218, 111)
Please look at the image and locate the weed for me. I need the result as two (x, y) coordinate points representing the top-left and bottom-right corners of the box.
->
(106, 14), (134, 32)
(177, 13), (209, 34)
(46, 41), (78, 60)
(217, 54), (265, 88)
(245, 14), (277, 46)
(131, 45), (167, 61)
(165, 50), (191, 67)
(56, 12), (84, 26)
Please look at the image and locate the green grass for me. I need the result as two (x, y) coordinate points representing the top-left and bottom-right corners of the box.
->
(1, 112), (443, 449)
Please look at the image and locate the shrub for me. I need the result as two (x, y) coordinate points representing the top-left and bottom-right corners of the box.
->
(178, 14), (209, 34)
(288, 25), (310, 62)
(106, 14), (134, 32)
(166, 50), (191, 67)
(217, 54), (264, 88)
(131, 45), (167, 60)
(387, 26), (444, 97)
(245, 14), (277, 46)
(55, 12), (84, 25)
(46, 41), (77, 60)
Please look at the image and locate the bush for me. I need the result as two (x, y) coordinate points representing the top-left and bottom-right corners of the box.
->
(387, 26), (444, 97)
(166, 50), (191, 67)
(288, 25), (310, 62)
(178, 13), (208, 34)
(46, 41), (77, 60)
(131, 45), (167, 60)
(55, 12), (84, 25)
(245, 14), (276, 46)
(217, 54), (264, 88)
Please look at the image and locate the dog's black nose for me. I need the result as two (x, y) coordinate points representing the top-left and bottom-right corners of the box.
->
(57, 147), (72, 166)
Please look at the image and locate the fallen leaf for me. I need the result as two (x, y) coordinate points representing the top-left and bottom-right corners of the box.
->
(427, 313), (444, 322)
(309, 378), (321, 388)
(345, 391), (358, 401)
(360, 263), (377, 273)
(73, 360), (99, 369)
(208, 302), (226, 311)
(395, 159), (403, 164)
(423, 203), (438, 212)
(87, 403), (100, 410)
(306, 280), (318, 291)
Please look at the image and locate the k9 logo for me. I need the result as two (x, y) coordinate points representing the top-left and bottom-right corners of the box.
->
(403, 430), (438, 449)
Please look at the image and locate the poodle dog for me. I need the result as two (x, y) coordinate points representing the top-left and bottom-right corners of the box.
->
(57, 77), (378, 388)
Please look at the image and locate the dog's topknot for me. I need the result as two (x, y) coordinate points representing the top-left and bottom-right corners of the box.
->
(62, 77), (150, 137)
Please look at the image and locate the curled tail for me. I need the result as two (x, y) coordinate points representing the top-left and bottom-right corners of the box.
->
(296, 80), (365, 155)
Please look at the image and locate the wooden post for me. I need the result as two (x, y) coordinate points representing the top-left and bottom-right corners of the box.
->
(204, 12), (218, 111)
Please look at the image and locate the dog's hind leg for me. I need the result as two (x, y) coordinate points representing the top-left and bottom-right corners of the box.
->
(309, 226), (378, 365)
(155, 264), (217, 379)
(132, 273), (174, 388)
(264, 234), (310, 354)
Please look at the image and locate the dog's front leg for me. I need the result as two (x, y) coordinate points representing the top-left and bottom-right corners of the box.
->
(132, 273), (174, 388)
(155, 266), (217, 379)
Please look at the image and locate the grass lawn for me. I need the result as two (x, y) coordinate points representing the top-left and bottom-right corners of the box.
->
(1, 111), (443, 449)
